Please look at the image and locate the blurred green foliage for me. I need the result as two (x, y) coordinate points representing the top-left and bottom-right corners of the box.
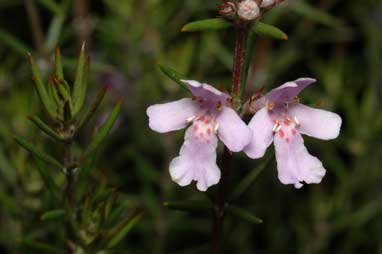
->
(0, 0), (381, 253)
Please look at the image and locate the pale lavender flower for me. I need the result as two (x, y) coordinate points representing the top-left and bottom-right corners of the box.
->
(147, 80), (252, 191)
(244, 78), (342, 188)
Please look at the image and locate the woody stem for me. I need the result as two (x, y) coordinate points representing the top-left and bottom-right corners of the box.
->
(211, 22), (248, 254)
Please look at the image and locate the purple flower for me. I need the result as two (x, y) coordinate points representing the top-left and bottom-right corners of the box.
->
(244, 78), (342, 188)
(147, 80), (252, 191)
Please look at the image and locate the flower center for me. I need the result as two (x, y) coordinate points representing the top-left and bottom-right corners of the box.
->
(191, 114), (216, 145)
(271, 116), (299, 144)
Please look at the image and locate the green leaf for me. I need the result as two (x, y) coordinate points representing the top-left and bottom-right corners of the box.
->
(84, 100), (122, 157)
(55, 77), (71, 102)
(158, 64), (187, 90)
(72, 42), (89, 116)
(252, 22), (288, 40)
(77, 85), (109, 131)
(45, 15), (65, 51)
(28, 53), (57, 119)
(164, 201), (211, 212)
(228, 153), (273, 202)
(41, 209), (65, 221)
(14, 136), (63, 169)
(105, 210), (144, 248)
(227, 205), (263, 224)
(55, 46), (64, 80)
(181, 18), (232, 32)
(27, 115), (65, 141)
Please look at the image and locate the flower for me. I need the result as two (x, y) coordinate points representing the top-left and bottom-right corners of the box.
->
(238, 0), (260, 21)
(244, 78), (342, 188)
(147, 80), (252, 191)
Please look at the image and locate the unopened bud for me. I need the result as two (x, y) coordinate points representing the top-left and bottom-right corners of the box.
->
(217, 1), (236, 19)
(238, 0), (260, 21)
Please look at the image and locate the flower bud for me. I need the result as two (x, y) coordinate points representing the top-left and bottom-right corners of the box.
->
(217, 1), (236, 19)
(238, 0), (260, 21)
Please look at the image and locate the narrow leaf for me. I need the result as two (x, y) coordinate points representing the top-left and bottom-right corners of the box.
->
(158, 64), (187, 90)
(227, 205), (263, 224)
(45, 15), (65, 51)
(14, 136), (63, 169)
(84, 100), (122, 157)
(55, 46), (64, 80)
(181, 18), (232, 32)
(72, 42), (88, 116)
(77, 85), (109, 130)
(27, 115), (64, 141)
(55, 77), (71, 102)
(41, 209), (65, 221)
(164, 201), (211, 212)
(105, 210), (144, 248)
(28, 53), (57, 119)
(252, 22), (288, 40)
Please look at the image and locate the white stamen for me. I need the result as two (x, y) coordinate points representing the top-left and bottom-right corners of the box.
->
(214, 123), (219, 134)
(294, 116), (300, 126)
(186, 116), (195, 123)
(275, 125), (282, 132)
(272, 123), (279, 132)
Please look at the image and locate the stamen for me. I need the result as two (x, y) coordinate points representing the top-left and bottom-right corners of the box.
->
(216, 101), (222, 111)
(266, 100), (274, 110)
(186, 116), (195, 123)
(272, 123), (279, 132)
(294, 116), (300, 126)
(275, 125), (282, 132)
(214, 123), (219, 134)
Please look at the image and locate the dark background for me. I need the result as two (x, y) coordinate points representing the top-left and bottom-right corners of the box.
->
(0, 0), (381, 253)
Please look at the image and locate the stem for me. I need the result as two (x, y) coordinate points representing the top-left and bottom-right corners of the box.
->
(64, 141), (74, 206)
(211, 22), (249, 254)
(231, 24), (248, 97)
(64, 139), (75, 254)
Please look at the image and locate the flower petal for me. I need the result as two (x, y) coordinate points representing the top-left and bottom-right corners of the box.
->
(215, 106), (252, 152)
(266, 78), (316, 104)
(244, 107), (274, 159)
(181, 80), (230, 104)
(289, 104), (342, 140)
(274, 129), (326, 188)
(146, 98), (201, 133)
(169, 125), (220, 191)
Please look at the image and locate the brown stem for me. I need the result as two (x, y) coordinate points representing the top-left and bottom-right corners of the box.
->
(231, 24), (248, 97)
(211, 22), (249, 254)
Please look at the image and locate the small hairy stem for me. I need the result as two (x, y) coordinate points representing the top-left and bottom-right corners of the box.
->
(231, 24), (248, 98)
(64, 139), (75, 254)
(211, 22), (249, 254)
